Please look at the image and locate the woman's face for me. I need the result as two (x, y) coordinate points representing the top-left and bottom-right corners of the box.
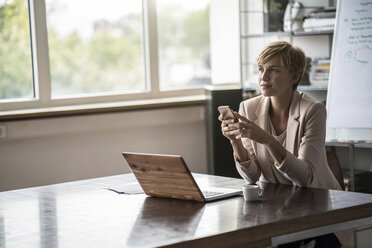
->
(258, 55), (296, 98)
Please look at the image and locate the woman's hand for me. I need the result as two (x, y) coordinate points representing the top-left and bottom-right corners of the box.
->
(218, 114), (239, 141)
(232, 112), (286, 165)
(226, 112), (271, 145)
(218, 113), (249, 162)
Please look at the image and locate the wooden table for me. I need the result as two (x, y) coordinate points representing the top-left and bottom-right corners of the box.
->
(1, 173), (372, 247)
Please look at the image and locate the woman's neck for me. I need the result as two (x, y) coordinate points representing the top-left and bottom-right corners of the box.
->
(269, 91), (294, 120)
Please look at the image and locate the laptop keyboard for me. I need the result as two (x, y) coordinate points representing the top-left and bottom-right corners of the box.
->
(202, 191), (224, 198)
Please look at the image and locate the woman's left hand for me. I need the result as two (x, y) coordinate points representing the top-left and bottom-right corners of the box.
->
(225, 112), (270, 144)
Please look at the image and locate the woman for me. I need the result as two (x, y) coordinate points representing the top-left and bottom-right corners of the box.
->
(219, 41), (345, 247)
(220, 41), (341, 190)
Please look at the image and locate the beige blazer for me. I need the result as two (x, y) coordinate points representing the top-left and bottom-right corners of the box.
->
(236, 91), (342, 190)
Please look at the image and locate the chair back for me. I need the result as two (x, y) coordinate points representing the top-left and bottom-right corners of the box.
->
(326, 151), (345, 190)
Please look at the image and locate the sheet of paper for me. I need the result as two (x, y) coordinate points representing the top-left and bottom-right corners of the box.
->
(104, 183), (144, 195)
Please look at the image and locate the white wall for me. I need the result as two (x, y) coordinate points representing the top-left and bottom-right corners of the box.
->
(0, 105), (208, 191)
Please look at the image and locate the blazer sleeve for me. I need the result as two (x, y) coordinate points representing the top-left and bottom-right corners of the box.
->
(235, 102), (262, 184)
(277, 102), (330, 187)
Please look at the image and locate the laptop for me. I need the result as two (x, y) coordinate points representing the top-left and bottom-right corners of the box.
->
(122, 152), (242, 202)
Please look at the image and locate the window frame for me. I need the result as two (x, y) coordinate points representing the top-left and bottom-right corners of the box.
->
(0, 0), (205, 113)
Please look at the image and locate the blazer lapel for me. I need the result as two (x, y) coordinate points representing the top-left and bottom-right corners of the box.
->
(254, 97), (271, 163)
(254, 96), (270, 130)
(286, 91), (301, 156)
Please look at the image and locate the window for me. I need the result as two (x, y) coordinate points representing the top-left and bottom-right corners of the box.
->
(157, 0), (210, 90)
(0, 0), (34, 101)
(0, 0), (211, 113)
(45, 0), (146, 98)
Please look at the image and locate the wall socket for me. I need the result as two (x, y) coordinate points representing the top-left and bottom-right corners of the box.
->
(0, 125), (7, 138)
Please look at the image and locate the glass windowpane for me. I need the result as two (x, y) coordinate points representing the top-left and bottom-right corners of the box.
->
(157, 0), (211, 90)
(0, 0), (33, 101)
(45, 0), (146, 97)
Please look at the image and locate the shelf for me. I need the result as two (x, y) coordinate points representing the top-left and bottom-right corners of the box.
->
(355, 143), (372, 149)
(326, 142), (372, 148)
(241, 31), (290, 38)
(239, 0), (335, 104)
(293, 29), (334, 36)
(298, 85), (328, 91)
(241, 29), (333, 39)
(242, 85), (328, 93)
(326, 142), (353, 148)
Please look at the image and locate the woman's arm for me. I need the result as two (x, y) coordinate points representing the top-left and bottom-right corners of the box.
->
(228, 103), (335, 188)
(228, 112), (287, 165)
(218, 110), (261, 183)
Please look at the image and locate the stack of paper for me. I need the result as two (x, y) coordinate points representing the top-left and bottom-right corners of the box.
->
(303, 7), (336, 32)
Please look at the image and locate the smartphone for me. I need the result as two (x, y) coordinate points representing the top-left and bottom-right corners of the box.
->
(218, 105), (238, 121)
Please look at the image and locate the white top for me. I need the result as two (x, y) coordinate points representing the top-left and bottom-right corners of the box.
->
(268, 118), (292, 185)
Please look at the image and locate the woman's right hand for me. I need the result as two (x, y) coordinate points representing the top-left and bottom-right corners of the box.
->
(218, 114), (238, 141)
(218, 114), (249, 162)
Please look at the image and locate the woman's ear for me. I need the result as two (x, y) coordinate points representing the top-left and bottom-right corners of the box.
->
(291, 71), (301, 84)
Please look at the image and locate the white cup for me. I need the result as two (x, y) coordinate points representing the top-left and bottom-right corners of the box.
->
(242, 184), (262, 201)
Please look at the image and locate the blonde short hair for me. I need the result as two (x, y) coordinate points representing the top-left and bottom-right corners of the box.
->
(257, 41), (306, 90)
